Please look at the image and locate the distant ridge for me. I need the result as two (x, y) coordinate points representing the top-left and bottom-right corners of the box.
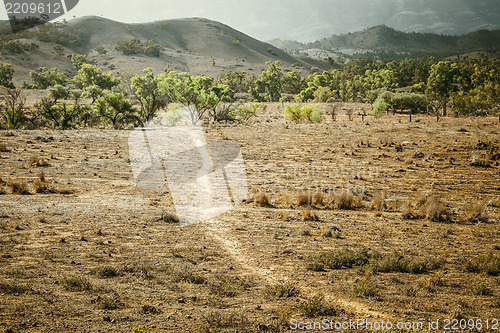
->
(269, 25), (500, 60)
(0, 16), (332, 85)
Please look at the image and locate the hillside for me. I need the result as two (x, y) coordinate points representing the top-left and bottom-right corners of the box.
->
(0, 16), (331, 85)
(269, 26), (500, 61)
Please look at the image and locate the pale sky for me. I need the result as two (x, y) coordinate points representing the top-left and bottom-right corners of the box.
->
(1, 0), (498, 41)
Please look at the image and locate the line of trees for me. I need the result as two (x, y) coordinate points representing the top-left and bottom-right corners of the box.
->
(0, 55), (498, 129)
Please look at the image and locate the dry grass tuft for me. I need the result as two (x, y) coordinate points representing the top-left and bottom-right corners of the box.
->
(370, 191), (387, 212)
(9, 181), (30, 195)
(296, 190), (311, 206)
(299, 294), (340, 317)
(300, 206), (319, 221)
(312, 190), (325, 207)
(0, 143), (11, 152)
(254, 191), (270, 206)
(265, 281), (300, 298)
(329, 189), (362, 210)
(350, 276), (379, 297)
(32, 179), (49, 193)
(277, 190), (293, 207)
(62, 276), (92, 291)
(28, 155), (49, 168)
(464, 202), (487, 223)
(470, 153), (491, 167)
(402, 194), (451, 222)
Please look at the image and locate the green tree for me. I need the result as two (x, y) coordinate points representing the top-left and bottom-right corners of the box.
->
(53, 45), (65, 56)
(35, 98), (78, 128)
(84, 85), (103, 104)
(72, 64), (119, 90)
(96, 92), (134, 128)
(0, 89), (26, 128)
(0, 62), (14, 88)
(249, 61), (284, 102)
(27, 67), (67, 89)
(48, 84), (70, 102)
(426, 61), (456, 116)
(69, 54), (89, 71)
(159, 71), (219, 124)
(116, 38), (143, 55)
(144, 40), (162, 57)
(94, 46), (107, 55)
(130, 68), (168, 124)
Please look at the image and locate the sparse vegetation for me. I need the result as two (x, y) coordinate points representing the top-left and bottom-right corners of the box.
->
(299, 294), (340, 317)
(62, 276), (92, 291)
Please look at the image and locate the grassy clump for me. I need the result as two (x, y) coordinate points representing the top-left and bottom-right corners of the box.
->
(254, 191), (270, 206)
(8, 181), (30, 195)
(350, 276), (379, 297)
(0, 281), (31, 295)
(402, 194), (451, 222)
(92, 266), (119, 278)
(308, 248), (443, 274)
(369, 251), (443, 274)
(173, 266), (206, 285)
(62, 276), (92, 291)
(313, 248), (371, 270)
(98, 296), (122, 310)
(464, 252), (500, 276)
(329, 190), (363, 210)
(265, 281), (300, 298)
(299, 294), (339, 317)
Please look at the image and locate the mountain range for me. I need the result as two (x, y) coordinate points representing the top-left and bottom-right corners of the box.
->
(0, 16), (498, 86)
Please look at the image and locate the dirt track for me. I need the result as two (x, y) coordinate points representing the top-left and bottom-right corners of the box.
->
(0, 105), (499, 332)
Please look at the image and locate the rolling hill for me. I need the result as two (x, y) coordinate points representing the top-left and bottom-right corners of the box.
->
(0, 16), (331, 86)
(269, 25), (500, 61)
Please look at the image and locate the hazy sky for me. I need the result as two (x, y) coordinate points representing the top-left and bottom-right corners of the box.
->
(1, 0), (498, 41)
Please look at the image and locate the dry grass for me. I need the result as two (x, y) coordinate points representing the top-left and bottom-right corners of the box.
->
(265, 281), (300, 298)
(0, 143), (11, 152)
(296, 190), (311, 206)
(350, 276), (379, 297)
(8, 181), (30, 195)
(0, 281), (31, 295)
(32, 179), (50, 193)
(402, 194), (451, 222)
(62, 276), (92, 291)
(464, 252), (500, 276)
(312, 190), (325, 207)
(299, 293), (340, 317)
(464, 202), (487, 223)
(370, 191), (387, 212)
(329, 189), (362, 210)
(277, 190), (293, 207)
(254, 190), (270, 206)
(300, 206), (319, 221)
(28, 155), (49, 168)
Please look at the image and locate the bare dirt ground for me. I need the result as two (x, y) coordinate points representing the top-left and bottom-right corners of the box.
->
(0, 104), (499, 332)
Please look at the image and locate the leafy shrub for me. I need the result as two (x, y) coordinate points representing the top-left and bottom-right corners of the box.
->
(371, 96), (388, 117)
(285, 104), (324, 123)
